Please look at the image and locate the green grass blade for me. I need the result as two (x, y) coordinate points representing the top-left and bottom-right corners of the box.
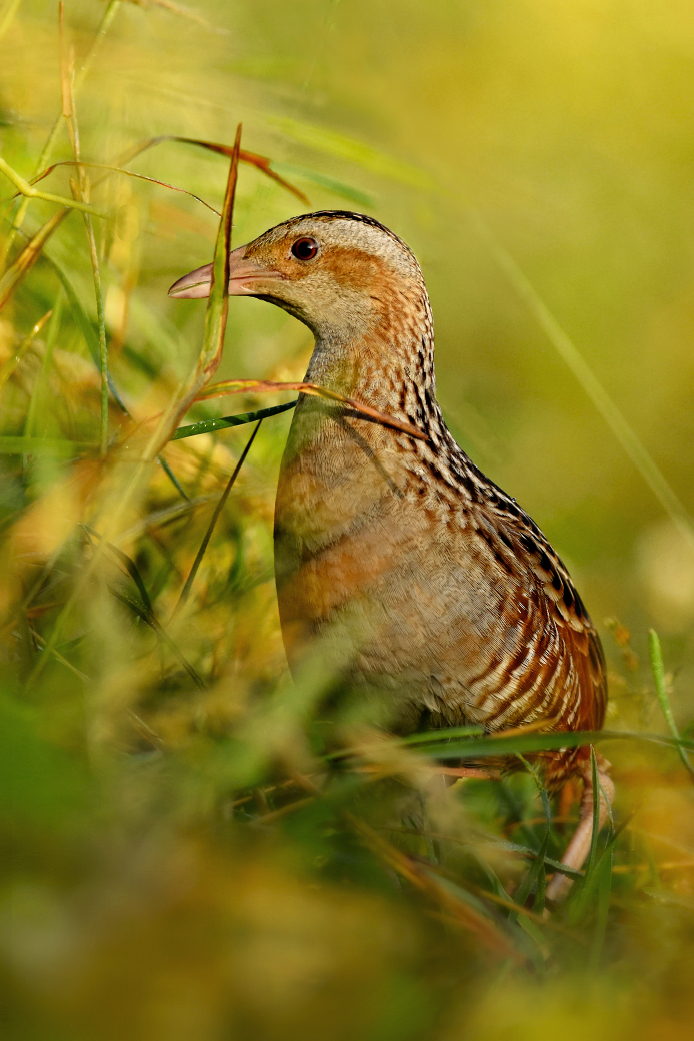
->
(408, 728), (694, 761)
(82, 211), (109, 456)
(588, 847), (614, 971)
(158, 455), (190, 500)
(512, 755), (551, 922)
(517, 752), (552, 828)
(586, 747), (601, 880)
(82, 524), (154, 616)
(567, 748), (603, 927)
(499, 841), (584, 882)
(509, 830), (548, 924)
(649, 629), (694, 777)
(171, 400), (297, 440)
(108, 585), (204, 691)
(173, 419), (262, 615)
(271, 162), (373, 206)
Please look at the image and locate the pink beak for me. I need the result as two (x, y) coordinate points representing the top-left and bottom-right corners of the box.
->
(168, 244), (284, 299)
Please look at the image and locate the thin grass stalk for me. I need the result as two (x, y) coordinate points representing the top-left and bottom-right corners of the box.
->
(173, 419), (262, 616)
(2, 0), (121, 262)
(83, 214), (109, 455)
(516, 752), (552, 827)
(107, 585), (204, 690)
(470, 210), (694, 552)
(29, 160), (221, 215)
(587, 747), (602, 878)
(649, 628), (694, 778)
(148, 125), (242, 456)
(58, 5), (109, 457)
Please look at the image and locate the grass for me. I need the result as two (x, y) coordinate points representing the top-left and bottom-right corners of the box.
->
(2, 3), (694, 1040)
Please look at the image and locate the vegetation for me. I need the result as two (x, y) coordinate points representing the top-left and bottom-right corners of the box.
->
(2, 2), (694, 1039)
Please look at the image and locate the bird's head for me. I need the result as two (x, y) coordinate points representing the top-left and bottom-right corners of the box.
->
(169, 210), (427, 345)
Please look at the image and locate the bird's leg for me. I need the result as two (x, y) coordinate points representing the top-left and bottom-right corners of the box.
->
(545, 753), (614, 904)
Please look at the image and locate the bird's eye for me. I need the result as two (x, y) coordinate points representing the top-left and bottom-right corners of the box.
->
(291, 237), (319, 260)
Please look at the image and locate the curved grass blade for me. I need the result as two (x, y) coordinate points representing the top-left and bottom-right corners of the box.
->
(116, 135), (310, 205)
(0, 157), (107, 219)
(588, 846), (614, 970)
(511, 755), (551, 920)
(586, 747), (601, 885)
(195, 378), (427, 441)
(26, 161), (220, 215)
(269, 115), (438, 192)
(158, 455), (190, 500)
(508, 830), (548, 926)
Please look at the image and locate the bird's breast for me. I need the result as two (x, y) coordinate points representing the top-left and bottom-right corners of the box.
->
(273, 396), (501, 678)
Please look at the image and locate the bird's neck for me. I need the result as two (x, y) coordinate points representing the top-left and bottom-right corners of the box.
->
(303, 288), (442, 435)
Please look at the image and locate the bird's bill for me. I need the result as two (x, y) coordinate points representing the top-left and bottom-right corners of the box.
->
(168, 245), (284, 299)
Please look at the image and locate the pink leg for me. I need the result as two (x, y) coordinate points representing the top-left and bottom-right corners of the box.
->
(545, 753), (615, 904)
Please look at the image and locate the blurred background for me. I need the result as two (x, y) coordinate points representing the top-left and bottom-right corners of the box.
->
(2, 1), (694, 1038)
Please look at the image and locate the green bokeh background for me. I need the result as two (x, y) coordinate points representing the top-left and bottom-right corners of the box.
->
(3, 1), (694, 1038)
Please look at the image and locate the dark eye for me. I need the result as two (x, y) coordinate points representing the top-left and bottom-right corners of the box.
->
(291, 237), (319, 260)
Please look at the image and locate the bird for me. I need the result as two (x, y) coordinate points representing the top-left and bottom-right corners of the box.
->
(170, 209), (614, 901)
